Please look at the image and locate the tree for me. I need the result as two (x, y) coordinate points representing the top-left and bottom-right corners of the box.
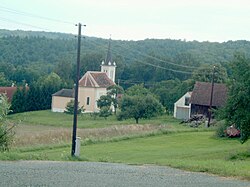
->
(223, 55), (250, 143)
(0, 94), (13, 151)
(99, 106), (112, 119)
(10, 86), (28, 113)
(0, 73), (11, 86)
(97, 95), (113, 119)
(126, 84), (150, 96)
(119, 94), (164, 124)
(38, 72), (63, 109)
(192, 64), (228, 83)
(97, 95), (112, 109)
(150, 79), (194, 113)
(107, 85), (124, 115)
(54, 58), (74, 88)
(64, 100), (84, 114)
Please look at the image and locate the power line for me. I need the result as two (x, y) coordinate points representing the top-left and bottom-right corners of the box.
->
(85, 38), (197, 70)
(84, 38), (198, 75)
(0, 5), (74, 25)
(0, 17), (50, 31)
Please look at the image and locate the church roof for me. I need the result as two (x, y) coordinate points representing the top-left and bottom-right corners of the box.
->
(52, 89), (74, 98)
(78, 71), (115, 88)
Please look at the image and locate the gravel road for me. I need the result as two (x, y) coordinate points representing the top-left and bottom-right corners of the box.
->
(0, 161), (249, 187)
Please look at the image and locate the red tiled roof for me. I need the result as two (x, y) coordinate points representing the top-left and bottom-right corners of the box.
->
(190, 82), (228, 107)
(79, 71), (115, 88)
(0, 87), (17, 102)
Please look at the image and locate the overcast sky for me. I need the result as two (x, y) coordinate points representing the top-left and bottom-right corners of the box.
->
(0, 0), (250, 42)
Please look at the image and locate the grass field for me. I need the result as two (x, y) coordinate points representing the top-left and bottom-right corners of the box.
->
(1, 131), (249, 180)
(7, 110), (182, 128)
(2, 110), (250, 180)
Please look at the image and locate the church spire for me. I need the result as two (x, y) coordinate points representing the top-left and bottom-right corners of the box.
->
(101, 37), (116, 82)
(105, 38), (112, 65)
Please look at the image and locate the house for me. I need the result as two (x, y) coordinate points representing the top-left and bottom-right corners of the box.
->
(174, 92), (192, 120)
(0, 86), (17, 102)
(190, 81), (228, 117)
(51, 39), (116, 113)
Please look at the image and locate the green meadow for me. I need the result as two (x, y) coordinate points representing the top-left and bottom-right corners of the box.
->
(2, 110), (250, 180)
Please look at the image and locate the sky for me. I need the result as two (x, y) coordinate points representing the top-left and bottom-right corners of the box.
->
(0, 0), (250, 42)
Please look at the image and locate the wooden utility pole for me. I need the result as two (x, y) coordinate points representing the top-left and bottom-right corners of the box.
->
(208, 65), (215, 127)
(71, 23), (82, 156)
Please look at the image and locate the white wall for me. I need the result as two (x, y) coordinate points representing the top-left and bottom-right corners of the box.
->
(174, 92), (191, 120)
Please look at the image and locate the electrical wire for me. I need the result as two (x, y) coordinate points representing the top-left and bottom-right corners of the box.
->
(83, 38), (210, 75)
(0, 17), (50, 31)
(0, 5), (74, 25)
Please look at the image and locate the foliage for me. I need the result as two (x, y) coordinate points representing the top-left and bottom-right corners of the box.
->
(11, 73), (64, 113)
(150, 79), (194, 112)
(125, 84), (150, 96)
(64, 100), (84, 115)
(1, 31), (250, 87)
(0, 94), (13, 151)
(10, 86), (28, 113)
(215, 120), (227, 137)
(98, 106), (112, 119)
(107, 85), (124, 114)
(223, 55), (250, 143)
(119, 94), (164, 124)
(97, 95), (112, 109)
(0, 72), (11, 86)
(192, 64), (228, 83)
(119, 85), (164, 123)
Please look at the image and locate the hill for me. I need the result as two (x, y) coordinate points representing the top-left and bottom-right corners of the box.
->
(0, 29), (250, 85)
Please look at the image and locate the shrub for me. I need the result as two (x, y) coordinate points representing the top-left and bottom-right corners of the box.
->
(0, 94), (13, 151)
(64, 100), (84, 115)
(215, 120), (227, 137)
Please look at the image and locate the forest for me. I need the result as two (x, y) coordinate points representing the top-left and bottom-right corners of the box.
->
(0, 29), (249, 113)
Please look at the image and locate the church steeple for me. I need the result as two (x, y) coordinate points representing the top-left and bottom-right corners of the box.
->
(101, 37), (116, 82)
(105, 38), (112, 64)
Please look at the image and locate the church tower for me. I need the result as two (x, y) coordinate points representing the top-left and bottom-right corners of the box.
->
(101, 38), (116, 82)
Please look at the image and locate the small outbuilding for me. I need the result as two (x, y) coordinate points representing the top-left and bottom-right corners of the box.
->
(174, 92), (192, 120)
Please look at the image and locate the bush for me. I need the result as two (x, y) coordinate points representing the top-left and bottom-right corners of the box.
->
(99, 106), (112, 119)
(215, 120), (227, 137)
(0, 124), (13, 152)
(0, 94), (13, 151)
(64, 100), (84, 115)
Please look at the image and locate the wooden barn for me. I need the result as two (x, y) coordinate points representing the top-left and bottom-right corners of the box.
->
(190, 82), (228, 117)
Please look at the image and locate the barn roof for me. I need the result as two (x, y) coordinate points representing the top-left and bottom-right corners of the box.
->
(0, 87), (17, 102)
(52, 89), (74, 98)
(190, 82), (228, 107)
(78, 71), (115, 88)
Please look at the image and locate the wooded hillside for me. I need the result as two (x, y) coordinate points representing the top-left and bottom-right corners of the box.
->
(1, 29), (250, 86)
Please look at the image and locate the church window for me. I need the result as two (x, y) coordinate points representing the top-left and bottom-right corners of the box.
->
(87, 97), (90, 105)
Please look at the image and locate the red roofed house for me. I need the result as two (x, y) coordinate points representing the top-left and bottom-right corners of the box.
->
(51, 39), (116, 113)
(190, 81), (228, 117)
(0, 86), (17, 102)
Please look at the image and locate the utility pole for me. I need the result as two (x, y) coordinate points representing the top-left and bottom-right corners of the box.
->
(71, 23), (82, 156)
(208, 65), (215, 127)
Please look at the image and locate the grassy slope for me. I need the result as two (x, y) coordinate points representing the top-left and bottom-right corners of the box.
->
(1, 131), (249, 180)
(3, 110), (250, 180)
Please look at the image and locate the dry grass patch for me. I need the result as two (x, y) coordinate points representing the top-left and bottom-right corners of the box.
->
(12, 124), (173, 148)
